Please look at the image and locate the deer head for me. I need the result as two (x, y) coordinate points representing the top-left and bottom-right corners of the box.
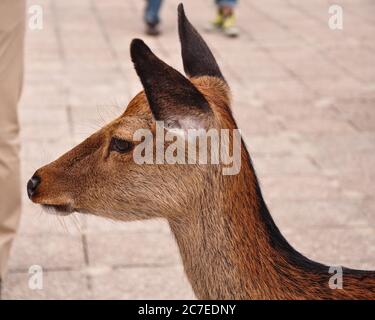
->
(27, 4), (239, 222)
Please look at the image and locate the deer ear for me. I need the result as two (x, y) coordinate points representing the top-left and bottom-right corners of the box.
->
(130, 39), (212, 130)
(178, 4), (224, 81)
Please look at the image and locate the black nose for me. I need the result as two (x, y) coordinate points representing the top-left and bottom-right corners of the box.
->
(27, 175), (41, 199)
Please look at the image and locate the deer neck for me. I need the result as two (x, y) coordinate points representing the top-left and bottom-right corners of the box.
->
(168, 149), (323, 299)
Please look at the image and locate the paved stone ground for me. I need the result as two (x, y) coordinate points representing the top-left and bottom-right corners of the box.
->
(2, 0), (375, 299)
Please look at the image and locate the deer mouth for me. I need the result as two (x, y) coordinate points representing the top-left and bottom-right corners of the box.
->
(42, 204), (74, 216)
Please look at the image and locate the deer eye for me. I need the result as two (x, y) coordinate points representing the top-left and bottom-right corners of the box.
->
(110, 137), (132, 154)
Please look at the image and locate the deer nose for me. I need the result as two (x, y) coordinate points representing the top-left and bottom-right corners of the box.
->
(27, 175), (41, 199)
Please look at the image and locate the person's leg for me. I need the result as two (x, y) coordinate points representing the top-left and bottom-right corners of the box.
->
(205, 0), (225, 32)
(0, 0), (25, 286)
(144, 0), (163, 36)
(206, 0), (239, 36)
(217, 0), (238, 13)
(216, 0), (239, 37)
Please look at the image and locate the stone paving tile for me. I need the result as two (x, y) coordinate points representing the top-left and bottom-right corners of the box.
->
(266, 100), (339, 118)
(21, 139), (74, 165)
(269, 199), (369, 228)
(234, 106), (285, 136)
(337, 103), (375, 132)
(267, 48), (346, 80)
(69, 105), (124, 137)
(304, 78), (366, 101)
(324, 48), (375, 83)
(246, 80), (315, 104)
(86, 231), (181, 268)
(85, 216), (171, 234)
(283, 227), (375, 270)
(362, 198), (375, 227)
(19, 84), (65, 108)
(8, 233), (85, 271)
(3, 0), (375, 299)
(2, 271), (90, 300)
(19, 107), (68, 126)
(20, 123), (70, 143)
(279, 116), (355, 134)
(243, 132), (305, 156)
(68, 84), (128, 117)
(312, 152), (375, 176)
(252, 154), (319, 176)
(260, 174), (343, 201)
(18, 203), (84, 236)
(90, 266), (195, 300)
(336, 174), (375, 200)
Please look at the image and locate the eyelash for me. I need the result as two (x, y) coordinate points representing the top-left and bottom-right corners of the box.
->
(109, 137), (132, 154)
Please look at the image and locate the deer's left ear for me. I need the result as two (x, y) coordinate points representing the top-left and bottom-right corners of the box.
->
(130, 39), (212, 130)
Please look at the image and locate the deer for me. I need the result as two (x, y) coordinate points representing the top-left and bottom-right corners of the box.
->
(27, 4), (375, 299)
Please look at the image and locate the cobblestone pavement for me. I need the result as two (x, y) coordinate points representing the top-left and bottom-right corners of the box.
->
(3, 0), (375, 299)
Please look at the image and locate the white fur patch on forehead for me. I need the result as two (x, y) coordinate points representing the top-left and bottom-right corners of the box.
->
(155, 119), (211, 142)
(165, 117), (207, 131)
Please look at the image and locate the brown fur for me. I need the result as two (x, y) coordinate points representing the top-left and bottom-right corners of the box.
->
(29, 5), (375, 300)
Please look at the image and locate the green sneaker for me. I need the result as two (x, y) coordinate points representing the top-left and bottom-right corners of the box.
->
(222, 14), (239, 37)
(204, 12), (224, 32)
